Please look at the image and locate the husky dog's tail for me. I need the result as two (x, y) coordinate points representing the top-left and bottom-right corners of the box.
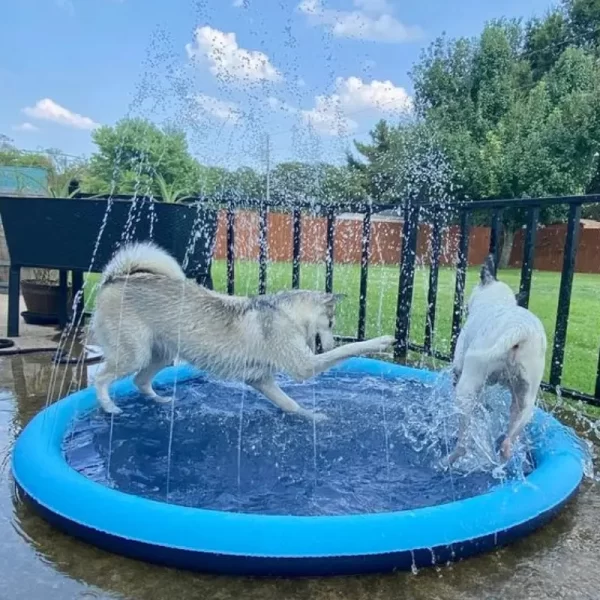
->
(100, 242), (186, 286)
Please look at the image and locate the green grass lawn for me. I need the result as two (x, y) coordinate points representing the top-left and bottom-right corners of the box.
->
(85, 260), (600, 396)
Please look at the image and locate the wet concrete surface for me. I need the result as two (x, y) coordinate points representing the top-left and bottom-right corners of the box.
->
(1, 352), (599, 600)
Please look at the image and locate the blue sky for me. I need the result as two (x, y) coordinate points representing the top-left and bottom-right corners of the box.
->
(1, 0), (555, 169)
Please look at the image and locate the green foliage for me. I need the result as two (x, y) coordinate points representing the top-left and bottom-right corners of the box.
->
(84, 118), (203, 196)
(348, 119), (454, 205)
(82, 118), (365, 206)
(525, 12), (570, 81)
(348, 5), (600, 263)
(369, 8), (600, 219)
(270, 161), (365, 205)
(565, 0), (600, 48)
(225, 166), (265, 199)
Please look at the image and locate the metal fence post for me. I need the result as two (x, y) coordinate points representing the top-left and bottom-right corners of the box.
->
(450, 210), (470, 355)
(258, 203), (268, 295)
(424, 207), (442, 355)
(357, 203), (372, 341)
(226, 202), (235, 295)
(325, 209), (335, 294)
(518, 206), (539, 309)
(292, 208), (302, 289)
(395, 203), (419, 360)
(549, 203), (581, 387)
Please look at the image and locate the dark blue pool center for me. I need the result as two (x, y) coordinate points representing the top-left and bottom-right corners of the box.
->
(12, 358), (586, 576)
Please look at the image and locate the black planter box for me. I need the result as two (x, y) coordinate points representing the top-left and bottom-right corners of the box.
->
(0, 195), (218, 336)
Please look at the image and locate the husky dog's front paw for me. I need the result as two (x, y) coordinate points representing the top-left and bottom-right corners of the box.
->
(367, 335), (396, 353)
(310, 411), (328, 423)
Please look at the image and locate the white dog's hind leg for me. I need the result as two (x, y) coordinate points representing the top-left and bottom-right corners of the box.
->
(447, 359), (487, 465)
(134, 358), (171, 403)
(501, 376), (538, 460)
(249, 378), (327, 422)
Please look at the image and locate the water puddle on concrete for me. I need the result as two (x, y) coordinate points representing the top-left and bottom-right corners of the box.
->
(0, 353), (599, 600)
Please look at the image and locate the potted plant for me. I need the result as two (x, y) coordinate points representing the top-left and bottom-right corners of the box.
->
(154, 173), (192, 204)
(20, 267), (72, 325)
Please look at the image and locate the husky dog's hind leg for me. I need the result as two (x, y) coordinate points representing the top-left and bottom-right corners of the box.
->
(133, 352), (173, 404)
(94, 322), (153, 414)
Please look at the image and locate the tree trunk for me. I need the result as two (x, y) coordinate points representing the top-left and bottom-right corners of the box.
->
(499, 227), (516, 269)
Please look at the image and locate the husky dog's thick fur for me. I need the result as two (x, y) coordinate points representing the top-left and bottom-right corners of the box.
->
(449, 255), (547, 462)
(92, 242), (395, 419)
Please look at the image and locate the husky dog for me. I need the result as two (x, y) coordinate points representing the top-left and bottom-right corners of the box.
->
(449, 255), (547, 463)
(91, 242), (395, 419)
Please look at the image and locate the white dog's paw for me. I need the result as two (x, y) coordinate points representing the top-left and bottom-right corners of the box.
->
(367, 335), (396, 353)
(438, 455), (452, 471)
(500, 438), (513, 461)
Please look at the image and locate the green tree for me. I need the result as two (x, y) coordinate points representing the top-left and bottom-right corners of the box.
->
(347, 120), (454, 206)
(85, 118), (202, 196)
(404, 15), (600, 263)
(270, 161), (319, 202)
(564, 0), (600, 49)
(314, 163), (366, 204)
(525, 12), (570, 82)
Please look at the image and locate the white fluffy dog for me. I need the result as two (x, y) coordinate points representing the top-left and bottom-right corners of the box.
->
(449, 255), (547, 463)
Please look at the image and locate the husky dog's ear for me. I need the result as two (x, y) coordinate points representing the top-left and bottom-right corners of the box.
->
(323, 293), (346, 306)
(480, 254), (496, 285)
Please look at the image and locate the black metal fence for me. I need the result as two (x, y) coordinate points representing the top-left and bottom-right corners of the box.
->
(2, 189), (599, 407)
(221, 194), (600, 407)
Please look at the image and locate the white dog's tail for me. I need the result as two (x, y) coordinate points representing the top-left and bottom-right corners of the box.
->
(467, 325), (542, 365)
(100, 242), (186, 286)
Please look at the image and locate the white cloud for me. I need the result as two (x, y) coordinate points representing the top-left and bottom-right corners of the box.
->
(232, 0), (247, 6)
(302, 95), (357, 136)
(186, 26), (281, 84)
(297, 0), (422, 43)
(266, 93), (357, 136)
(335, 76), (412, 113)
(12, 122), (39, 132)
(301, 76), (412, 136)
(23, 98), (99, 130)
(354, 0), (393, 12)
(195, 94), (241, 123)
(267, 96), (298, 114)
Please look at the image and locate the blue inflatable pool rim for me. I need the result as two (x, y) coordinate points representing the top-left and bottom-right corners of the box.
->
(12, 358), (584, 576)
